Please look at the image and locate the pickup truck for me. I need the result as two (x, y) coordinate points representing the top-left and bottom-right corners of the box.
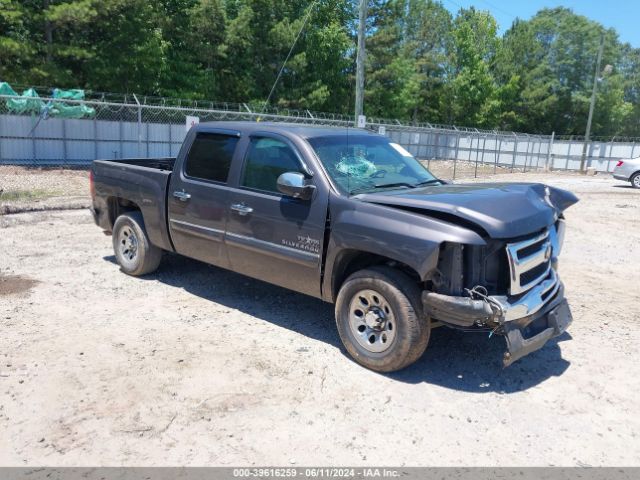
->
(90, 121), (578, 372)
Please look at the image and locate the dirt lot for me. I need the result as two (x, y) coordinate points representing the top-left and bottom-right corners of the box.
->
(1, 170), (639, 466)
(0, 167), (89, 214)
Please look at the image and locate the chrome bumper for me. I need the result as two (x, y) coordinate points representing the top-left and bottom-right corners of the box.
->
(491, 269), (561, 321)
(422, 269), (562, 326)
(422, 270), (571, 367)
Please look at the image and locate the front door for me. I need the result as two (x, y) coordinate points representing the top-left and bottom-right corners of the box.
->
(167, 129), (240, 268)
(225, 134), (328, 297)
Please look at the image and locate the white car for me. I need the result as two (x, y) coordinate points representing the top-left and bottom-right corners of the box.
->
(613, 157), (640, 189)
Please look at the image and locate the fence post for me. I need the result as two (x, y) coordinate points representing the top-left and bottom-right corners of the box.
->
(536, 137), (543, 170)
(474, 131), (481, 178)
(511, 133), (518, 173)
(31, 113), (37, 166)
(523, 134), (530, 173)
(62, 119), (68, 166)
(494, 133), (501, 174)
(453, 127), (460, 160)
(93, 116), (98, 163)
(609, 138), (615, 167)
(133, 94), (142, 157)
(545, 131), (555, 171)
(119, 117), (123, 159)
(474, 150), (479, 178)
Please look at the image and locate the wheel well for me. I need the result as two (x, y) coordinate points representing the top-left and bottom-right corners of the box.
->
(106, 196), (141, 229)
(332, 250), (421, 301)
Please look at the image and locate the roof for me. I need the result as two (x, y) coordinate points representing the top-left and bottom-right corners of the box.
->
(198, 121), (379, 139)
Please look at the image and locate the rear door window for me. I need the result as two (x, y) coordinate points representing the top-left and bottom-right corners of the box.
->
(184, 133), (239, 183)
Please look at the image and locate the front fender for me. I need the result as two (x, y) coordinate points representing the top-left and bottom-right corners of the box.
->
(322, 196), (485, 302)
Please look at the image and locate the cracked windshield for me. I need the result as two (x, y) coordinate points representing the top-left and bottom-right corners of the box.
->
(307, 135), (440, 194)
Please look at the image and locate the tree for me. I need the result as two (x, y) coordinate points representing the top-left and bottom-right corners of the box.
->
(446, 7), (500, 127)
(0, 0), (33, 83)
(401, 0), (453, 123)
(1, 0), (639, 137)
(84, 0), (165, 93)
(498, 7), (637, 136)
(364, 0), (451, 121)
(190, 0), (228, 99)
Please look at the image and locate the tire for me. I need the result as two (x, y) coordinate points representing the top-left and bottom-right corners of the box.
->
(335, 266), (430, 372)
(631, 172), (640, 189)
(112, 211), (162, 276)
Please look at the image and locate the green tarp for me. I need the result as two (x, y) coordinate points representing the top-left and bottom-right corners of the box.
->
(0, 82), (96, 118)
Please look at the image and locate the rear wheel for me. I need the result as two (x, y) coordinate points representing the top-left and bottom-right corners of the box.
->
(631, 172), (640, 189)
(335, 266), (430, 372)
(112, 211), (162, 276)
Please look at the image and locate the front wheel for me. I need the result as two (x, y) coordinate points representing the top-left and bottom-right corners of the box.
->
(335, 266), (430, 372)
(112, 211), (162, 276)
(631, 172), (640, 189)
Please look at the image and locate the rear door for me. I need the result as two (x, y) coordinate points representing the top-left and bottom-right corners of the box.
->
(167, 128), (240, 268)
(225, 133), (329, 297)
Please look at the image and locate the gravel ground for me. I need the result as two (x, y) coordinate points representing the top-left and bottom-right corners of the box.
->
(0, 167), (89, 214)
(0, 171), (639, 466)
(426, 159), (521, 180)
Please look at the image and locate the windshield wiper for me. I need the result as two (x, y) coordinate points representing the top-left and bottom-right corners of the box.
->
(350, 182), (415, 195)
(414, 179), (442, 187)
(349, 182), (414, 195)
(350, 180), (441, 195)
(374, 182), (416, 189)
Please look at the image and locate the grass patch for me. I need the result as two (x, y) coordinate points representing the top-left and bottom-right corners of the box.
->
(0, 189), (59, 202)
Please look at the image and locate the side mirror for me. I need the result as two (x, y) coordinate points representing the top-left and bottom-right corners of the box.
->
(277, 172), (315, 200)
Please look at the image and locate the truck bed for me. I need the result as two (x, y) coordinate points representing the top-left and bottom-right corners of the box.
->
(100, 157), (176, 171)
(91, 157), (177, 252)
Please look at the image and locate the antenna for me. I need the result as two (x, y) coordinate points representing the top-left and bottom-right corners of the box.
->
(261, 0), (319, 114)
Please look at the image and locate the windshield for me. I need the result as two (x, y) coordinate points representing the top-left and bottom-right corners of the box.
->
(307, 134), (439, 195)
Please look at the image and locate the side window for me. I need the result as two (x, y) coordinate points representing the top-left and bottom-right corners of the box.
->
(241, 137), (301, 193)
(184, 133), (239, 183)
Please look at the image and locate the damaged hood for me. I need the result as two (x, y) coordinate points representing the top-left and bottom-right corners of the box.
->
(355, 182), (578, 238)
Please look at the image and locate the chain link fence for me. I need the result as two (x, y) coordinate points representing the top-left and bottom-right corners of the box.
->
(1, 92), (638, 179)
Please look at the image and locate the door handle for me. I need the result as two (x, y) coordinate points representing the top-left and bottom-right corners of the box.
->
(173, 190), (191, 202)
(230, 203), (253, 216)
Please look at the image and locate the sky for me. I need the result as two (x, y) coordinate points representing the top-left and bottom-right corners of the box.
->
(441, 0), (640, 47)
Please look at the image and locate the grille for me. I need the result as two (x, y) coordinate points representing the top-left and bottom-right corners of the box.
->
(505, 229), (552, 295)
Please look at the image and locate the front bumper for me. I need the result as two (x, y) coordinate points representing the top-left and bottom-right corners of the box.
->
(422, 270), (572, 366)
(502, 295), (571, 366)
(423, 269), (561, 326)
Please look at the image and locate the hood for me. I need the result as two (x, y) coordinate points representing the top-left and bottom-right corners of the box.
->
(355, 182), (579, 239)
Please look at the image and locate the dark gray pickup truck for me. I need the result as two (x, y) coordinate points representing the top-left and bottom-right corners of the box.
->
(90, 121), (578, 372)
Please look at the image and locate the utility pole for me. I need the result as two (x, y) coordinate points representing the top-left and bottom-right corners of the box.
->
(355, 0), (367, 125)
(580, 33), (604, 173)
